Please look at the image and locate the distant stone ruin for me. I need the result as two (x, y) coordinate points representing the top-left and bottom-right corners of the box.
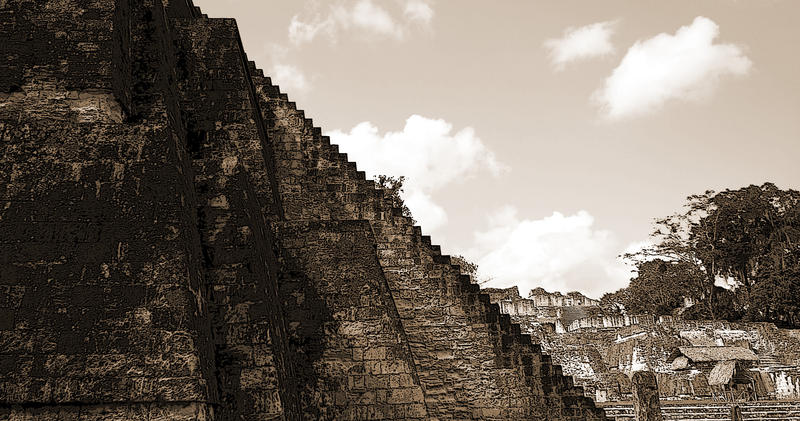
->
(0, 1), (607, 419)
(486, 286), (800, 419)
(483, 286), (602, 334)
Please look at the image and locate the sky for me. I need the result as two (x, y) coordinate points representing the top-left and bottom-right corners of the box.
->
(194, 0), (800, 298)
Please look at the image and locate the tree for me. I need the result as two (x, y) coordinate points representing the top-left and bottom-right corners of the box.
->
(750, 262), (800, 326)
(623, 183), (800, 325)
(600, 289), (629, 315)
(623, 190), (719, 317)
(695, 183), (800, 320)
(627, 259), (703, 315)
(603, 259), (703, 316)
(375, 175), (415, 224)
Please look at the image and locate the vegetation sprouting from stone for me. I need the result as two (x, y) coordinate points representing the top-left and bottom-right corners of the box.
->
(451, 254), (479, 280)
(375, 174), (415, 224)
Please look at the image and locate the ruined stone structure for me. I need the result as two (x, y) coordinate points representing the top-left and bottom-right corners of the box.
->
(0, 1), (607, 419)
(567, 315), (671, 334)
(483, 287), (601, 335)
(603, 401), (800, 421)
(505, 308), (800, 418)
(483, 282), (800, 409)
(519, 317), (800, 420)
(528, 288), (599, 308)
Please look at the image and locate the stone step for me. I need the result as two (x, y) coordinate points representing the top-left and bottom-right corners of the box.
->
(602, 401), (800, 421)
(606, 411), (800, 421)
(247, 70), (608, 419)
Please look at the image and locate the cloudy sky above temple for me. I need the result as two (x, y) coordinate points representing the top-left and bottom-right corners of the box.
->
(194, 0), (800, 298)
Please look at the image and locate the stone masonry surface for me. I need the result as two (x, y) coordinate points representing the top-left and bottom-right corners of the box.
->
(0, 1), (607, 419)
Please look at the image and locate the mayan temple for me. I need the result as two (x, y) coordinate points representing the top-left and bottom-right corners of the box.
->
(0, 1), (607, 419)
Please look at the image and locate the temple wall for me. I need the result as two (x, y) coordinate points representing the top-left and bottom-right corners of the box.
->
(0, 50), (216, 421)
(276, 220), (428, 419)
(0, 0), (119, 92)
(170, 14), (299, 419)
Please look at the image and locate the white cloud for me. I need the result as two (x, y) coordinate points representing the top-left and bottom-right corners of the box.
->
(289, 0), (434, 46)
(594, 16), (752, 120)
(269, 63), (311, 94)
(404, 191), (448, 231)
(288, 14), (337, 45)
(351, 0), (401, 36)
(327, 115), (505, 231)
(465, 207), (633, 298)
(544, 20), (617, 70)
(404, 0), (434, 24)
(280, 0), (434, 92)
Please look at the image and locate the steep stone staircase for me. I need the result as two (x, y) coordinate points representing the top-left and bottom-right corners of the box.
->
(245, 60), (608, 420)
(600, 401), (800, 420)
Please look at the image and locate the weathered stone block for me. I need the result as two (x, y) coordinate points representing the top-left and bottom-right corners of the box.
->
(632, 371), (663, 421)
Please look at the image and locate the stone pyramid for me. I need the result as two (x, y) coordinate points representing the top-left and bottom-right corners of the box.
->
(0, 1), (606, 419)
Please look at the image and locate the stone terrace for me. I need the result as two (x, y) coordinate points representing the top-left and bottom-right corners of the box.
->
(601, 401), (800, 421)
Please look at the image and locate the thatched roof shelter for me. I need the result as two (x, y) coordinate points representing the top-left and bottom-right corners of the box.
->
(708, 360), (737, 386)
(669, 346), (758, 364)
(668, 346), (758, 389)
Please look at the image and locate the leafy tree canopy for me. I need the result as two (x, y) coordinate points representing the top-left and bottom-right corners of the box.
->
(613, 183), (800, 326)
